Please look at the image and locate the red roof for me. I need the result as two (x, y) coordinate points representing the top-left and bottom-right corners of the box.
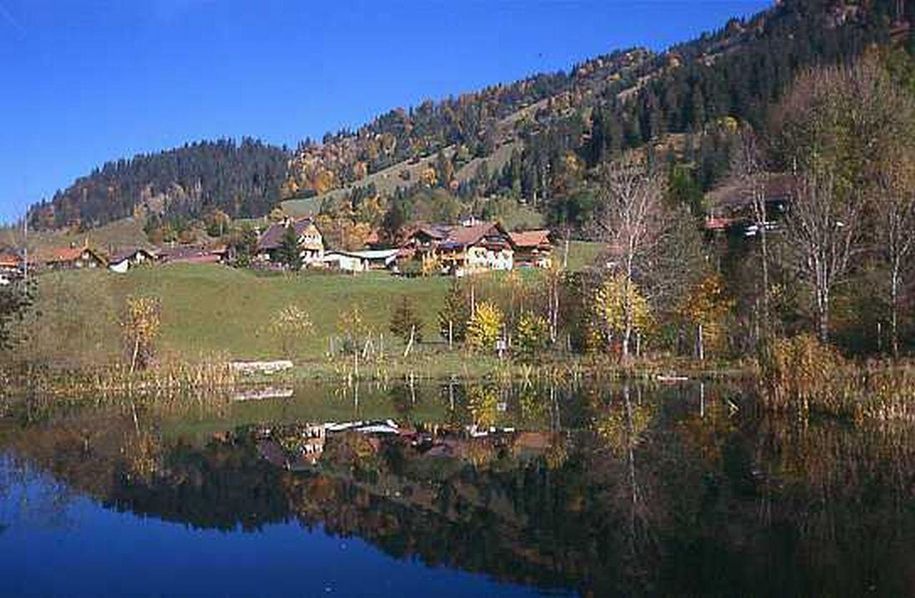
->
(509, 229), (551, 249)
(38, 246), (106, 265)
(0, 252), (21, 268)
(441, 222), (510, 249)
(704, 216), (736, 231)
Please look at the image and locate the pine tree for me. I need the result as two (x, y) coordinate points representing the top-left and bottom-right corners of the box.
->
(390, 295), (424, 343)
(438, 281), (470, 345)
(277, 225), (302, 271)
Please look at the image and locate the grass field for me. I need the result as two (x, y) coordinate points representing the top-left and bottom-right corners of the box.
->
(19, 237), (604, 375)
(564, 240), (603, 272)
(106, 265), (454, 360)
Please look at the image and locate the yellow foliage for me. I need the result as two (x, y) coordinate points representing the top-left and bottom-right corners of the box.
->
(420, 166), (438, 187)
(588, 275), (651, 351)
(312, 169), (337, 195)
(265, 304), (314, 358)
(677, 273), (734, 355)
(467, 302), (504, 351)
(122, 296), (161, 370)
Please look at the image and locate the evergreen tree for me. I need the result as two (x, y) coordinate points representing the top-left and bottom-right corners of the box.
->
(390, 296), (424, 343)
(438, 281), (470, 344)
(277, 225), (302, 271)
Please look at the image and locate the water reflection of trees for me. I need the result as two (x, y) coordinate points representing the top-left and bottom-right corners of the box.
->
(4, 382), (915, 595)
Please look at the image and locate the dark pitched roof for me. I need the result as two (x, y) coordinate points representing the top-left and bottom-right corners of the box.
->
(257, 218), (319, 251)
(109, 247), (157, 263)
(440, 222), (511, 250)
(706, 173), (796, 214)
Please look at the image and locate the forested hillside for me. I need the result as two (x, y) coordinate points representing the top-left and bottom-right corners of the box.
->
(26, 0), (913, 233)
(28, 139), (289, 230)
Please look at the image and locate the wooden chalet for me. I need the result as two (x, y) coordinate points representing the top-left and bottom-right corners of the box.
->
(0, 251), (22, 275)
(508, 229), (553, 268)
(37, 245), (107, 271)
(0, 251), (22, 284)
(704, 173), (794, 236)
(400, 221), (514, 275)
(108, 247), (157, 273)
(256, 217), (324, 267)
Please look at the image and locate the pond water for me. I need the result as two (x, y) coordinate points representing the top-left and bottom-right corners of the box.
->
(2, 380), (915, 597)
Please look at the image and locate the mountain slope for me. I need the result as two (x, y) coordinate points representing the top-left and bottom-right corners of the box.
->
(28, 138), (289, 230)
(27, 0), (911, 232)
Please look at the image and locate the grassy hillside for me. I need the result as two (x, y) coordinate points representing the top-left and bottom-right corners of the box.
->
(27, 266), (451, 366)
(22, 239), (602, 370)
(118, 266), (452, 360)
(0, 217), (151, 254)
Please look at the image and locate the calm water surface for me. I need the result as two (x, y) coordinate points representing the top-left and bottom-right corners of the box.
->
(2, 380), (914, 597)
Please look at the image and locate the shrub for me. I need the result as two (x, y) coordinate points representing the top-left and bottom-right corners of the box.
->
(266, 304), (314, 358)
(515, 312), (550, 361)
(758, 333), (846, 413)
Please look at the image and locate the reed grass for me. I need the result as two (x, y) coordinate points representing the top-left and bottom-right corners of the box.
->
(758, 334), (915, 420)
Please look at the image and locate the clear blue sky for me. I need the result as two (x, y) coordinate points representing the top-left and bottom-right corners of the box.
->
(0, 0), (770, 223)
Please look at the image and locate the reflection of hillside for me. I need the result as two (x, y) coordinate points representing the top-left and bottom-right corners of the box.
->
(5, 384), (915, 595)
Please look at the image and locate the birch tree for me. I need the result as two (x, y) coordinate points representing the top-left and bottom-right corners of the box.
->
(593, 155), (666, 360)
(875, 150), (915, 357)
(732, 127), (772, 341)
(773, 59), (894, 343)
(784, 172), (862, 343)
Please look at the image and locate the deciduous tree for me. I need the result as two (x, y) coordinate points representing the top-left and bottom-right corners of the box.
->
(593, 155), (666, 360)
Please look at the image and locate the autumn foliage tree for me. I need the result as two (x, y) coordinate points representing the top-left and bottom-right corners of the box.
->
(589, 274), (652, 357)
(467, 302), (504, 351)
(515, 312), (550, 362)
(677, 274), (734, 360)
(593, 155), (667, 360)
(438, 281), (470, 346)
(266, 305), (314, 358)
(123, 296), (161, 373)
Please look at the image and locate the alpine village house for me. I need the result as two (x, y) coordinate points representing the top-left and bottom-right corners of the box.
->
(5, 217), (552, 279)
(256, 217), (325, 266)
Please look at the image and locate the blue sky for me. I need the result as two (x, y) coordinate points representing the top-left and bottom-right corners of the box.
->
(0, 0), (770, 223)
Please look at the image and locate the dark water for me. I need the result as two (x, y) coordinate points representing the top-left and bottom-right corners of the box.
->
(2, 380), (915, 597)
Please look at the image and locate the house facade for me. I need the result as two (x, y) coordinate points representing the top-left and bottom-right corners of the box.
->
(256, 217), (325, 267)
(0, 251), (22, 284)
(322, 249), (399, 273)
(0, 251), (22, 275)
(39, 246), (107, 271)
(704, 173), (793, 237)
(508, 230), (553, 268)
(108, 248), (157, 273)
(400, 221), (515, 276)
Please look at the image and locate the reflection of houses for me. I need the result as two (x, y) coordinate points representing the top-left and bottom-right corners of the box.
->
(704, 173), (793, 236)
(257, 424), (326, 470)
(399, 221), (516, 276)
(108, 248), (157, 274)
(321, 249), (399, 273)
(37, 244), (107, 271)
(508, 230), (553, 268)
(256, 217), (324, 267)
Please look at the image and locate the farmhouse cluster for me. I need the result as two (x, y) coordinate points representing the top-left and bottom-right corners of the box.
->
(0, 218), (553, 283)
